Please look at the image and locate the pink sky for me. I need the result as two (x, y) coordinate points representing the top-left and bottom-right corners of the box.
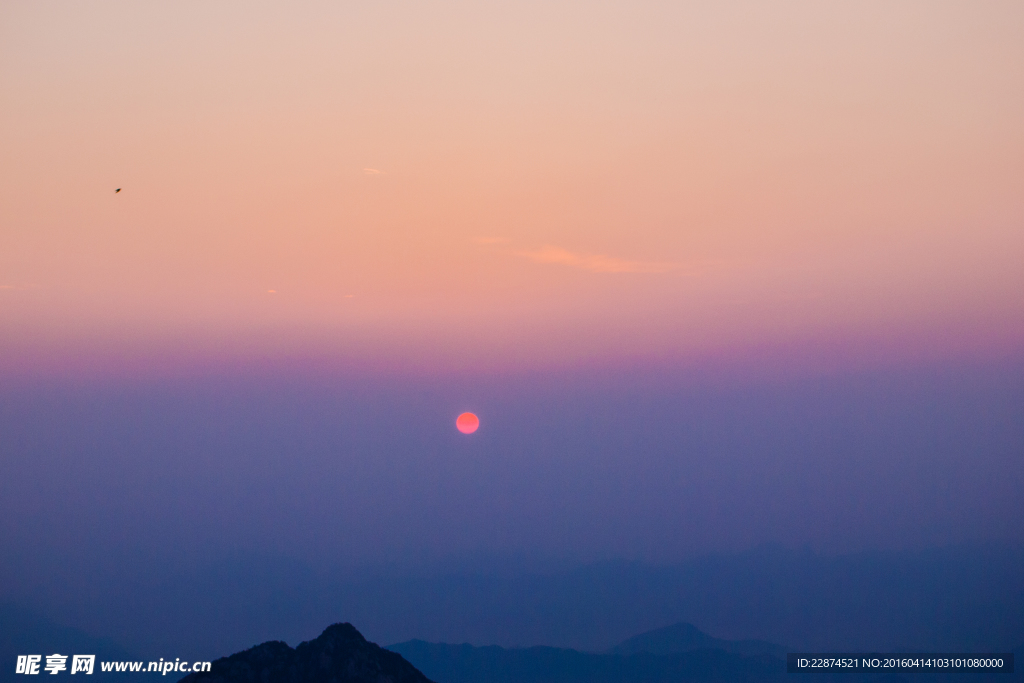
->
(2, 0), (1022, 372)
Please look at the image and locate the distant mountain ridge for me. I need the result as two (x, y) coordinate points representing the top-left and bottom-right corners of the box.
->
(606, 622), (788, 659)
(178, 623), (434, 683)
(387, 639), (784, 683)
(387, 624), (790, 683)
(389, 625), (1024, 683)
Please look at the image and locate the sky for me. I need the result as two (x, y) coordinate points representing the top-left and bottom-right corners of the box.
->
(2, 0), (1022, 372)
(1, 0), (1023, 656)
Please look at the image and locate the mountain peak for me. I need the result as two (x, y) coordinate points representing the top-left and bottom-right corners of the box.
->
(608, 622), (716, 655)
(314, 622), (369, 645)
(180, 623), (433, 683)
(608, 622), (788, 659)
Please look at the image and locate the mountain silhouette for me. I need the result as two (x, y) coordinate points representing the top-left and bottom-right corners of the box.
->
(607, 622), (788, 659)
(390, 626), (1021, 683)
(179, 623), (434, 683)
(387, 639), (786, 683)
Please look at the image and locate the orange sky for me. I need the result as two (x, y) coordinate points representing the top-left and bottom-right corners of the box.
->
(2, 0), (1022, 371)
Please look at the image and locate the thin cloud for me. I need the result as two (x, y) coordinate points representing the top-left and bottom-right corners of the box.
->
(362, 168), (384, 175)
(515, 245), (679, 274)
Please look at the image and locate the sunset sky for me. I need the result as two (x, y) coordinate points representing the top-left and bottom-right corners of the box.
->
(1, 0), (1023, 657)
(3, 0), (1022, 372)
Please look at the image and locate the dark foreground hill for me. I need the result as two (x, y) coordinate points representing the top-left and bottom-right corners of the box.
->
(178, 623), (434, 683)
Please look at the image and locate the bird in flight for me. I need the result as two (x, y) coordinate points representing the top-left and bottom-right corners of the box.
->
(115, 188), (121, 193)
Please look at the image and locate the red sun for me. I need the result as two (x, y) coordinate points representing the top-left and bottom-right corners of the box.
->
(456, 412), (479, 434)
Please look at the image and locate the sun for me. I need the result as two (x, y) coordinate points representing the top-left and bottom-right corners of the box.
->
(456, 412), (479, 434)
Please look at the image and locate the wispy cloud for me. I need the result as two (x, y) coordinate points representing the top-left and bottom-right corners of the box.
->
(514, 245), (679, 274)
(362, 168), (384, 175)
